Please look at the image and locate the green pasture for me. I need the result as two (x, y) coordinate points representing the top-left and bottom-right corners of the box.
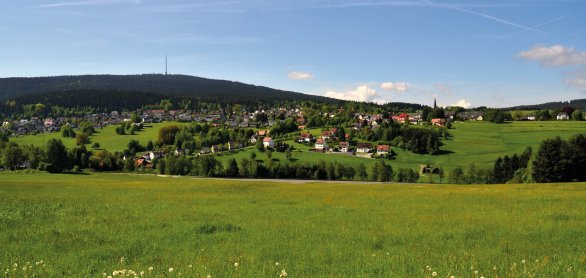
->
(0, 173), (585, 277)
(10, 122), (186, 152)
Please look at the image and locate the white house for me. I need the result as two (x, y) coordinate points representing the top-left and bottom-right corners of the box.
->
(263, 137), (274, 148)
(339, 141), (350, 152)
(557, 112), (569, 120)
(315, 138), (328, 150)
(356, 143), (372, 153)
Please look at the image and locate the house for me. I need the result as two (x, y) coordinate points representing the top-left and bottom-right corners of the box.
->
(257, 130), (269, 137)
(145, 151), (165, 161)
(431, 118), (446, 127)
(376, 144), (390, 156)
(298, 133), (313, 143)
(250, 134), (258, 143)
(315, 138), (328, 150)
(321, 131), (331, 140)
(339, 141), (350, 152)
(262, 137), (274, 148)
(199, 147), (211, 155)
(557, 112), (570, 120)
(356, 143), (372, 153)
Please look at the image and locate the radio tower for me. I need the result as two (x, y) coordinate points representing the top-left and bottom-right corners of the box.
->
(165, 53), (168, 75)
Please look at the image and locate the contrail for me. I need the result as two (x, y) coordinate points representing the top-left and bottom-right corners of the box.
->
(423, 0), (546, 34)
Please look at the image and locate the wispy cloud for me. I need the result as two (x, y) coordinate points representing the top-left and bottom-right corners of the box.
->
(519, 44), (586, 93)
(137, 1), (245, 13)
(288, 71), (314, 80)
(145, 34), (265, 46)
(423, 0), (546, 34)
(35, 0), (141, 8)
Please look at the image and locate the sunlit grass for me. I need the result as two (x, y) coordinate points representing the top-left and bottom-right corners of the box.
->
(1, 172), (585, 276)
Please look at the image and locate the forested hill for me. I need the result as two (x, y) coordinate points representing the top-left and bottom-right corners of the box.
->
(507, 98), (586, 110)
(0, 74), (337, 104)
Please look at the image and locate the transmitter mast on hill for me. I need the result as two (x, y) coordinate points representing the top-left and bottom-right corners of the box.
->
(165, 53), (168, 75)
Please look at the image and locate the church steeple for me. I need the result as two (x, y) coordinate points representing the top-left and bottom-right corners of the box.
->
(433, 97), (437, 109)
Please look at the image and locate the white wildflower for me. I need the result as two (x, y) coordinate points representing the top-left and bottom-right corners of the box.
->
(140, 271), (144, 276)
(120, 257), (125, 263)
(169, 268), (173, 272)
(279, 269), (288, 277)
(148, 267), (153, 272)
(275, 262), (280, 266)
(188, 264), (192, 269)
(206, 275), (211, 278)
(474, 270), (478, 275)
(234, 262), (239, 267)
(432, 271), (437, 277)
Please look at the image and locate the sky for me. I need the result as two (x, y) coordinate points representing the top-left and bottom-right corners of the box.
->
(1, 0), (586, 108)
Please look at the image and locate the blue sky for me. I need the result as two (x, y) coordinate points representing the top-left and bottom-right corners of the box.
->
(1, 0), (586, 107)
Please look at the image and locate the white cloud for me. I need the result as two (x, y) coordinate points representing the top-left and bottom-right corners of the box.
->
(518, 45), (586, 67)
(288, 71), (314, 80)
(451, 99), (472, 108)
(325, 85), (380, 103)
(519, 45), (586, 93)
(380, 82), (408, 92)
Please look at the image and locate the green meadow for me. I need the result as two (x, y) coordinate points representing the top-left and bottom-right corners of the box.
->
(215, 121), (586, 173)
(10, 120), (586, 174)
(1, 172), (585, 277)
(10, 122), (186, 152)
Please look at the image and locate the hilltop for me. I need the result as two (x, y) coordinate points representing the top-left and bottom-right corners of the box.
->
(0, 74), (338, 105)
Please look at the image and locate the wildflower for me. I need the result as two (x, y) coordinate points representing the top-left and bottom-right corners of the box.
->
(108, 276), (112, 278)
(492, 266), (497, 271)
(23, 267), (27, 271)
(206, 275), (211, 278)
(188, 264), (192, 269)
(521, 260), (526, 264)
(120, 257), (125, 263)
(275, 262), (280, 266)
(169, 268), (174, 272)
(13, 263), (17, 268)
(426, 265), (432, 271)
(535, 259), (539, 263)
(148, 267), (153, 272)
(279, 269), (288, 277)
(103, 273), (107, 277)
(234, 262), (239, 267)
(140, 271), (144, 276)
(39, 260), (43, 264)
(474, 270), (478, 275)
(450, 276), (455, 278)
(36, 262), (41, 266)
(431, 271), (437, 277)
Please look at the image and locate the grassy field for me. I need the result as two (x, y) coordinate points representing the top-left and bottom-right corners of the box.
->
(1, 172), (585, 277)
(216, 121), (586, 173)
(10, 122), (186, 152)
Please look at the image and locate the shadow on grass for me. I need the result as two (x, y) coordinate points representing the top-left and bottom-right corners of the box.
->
(435, 150), (455, 155)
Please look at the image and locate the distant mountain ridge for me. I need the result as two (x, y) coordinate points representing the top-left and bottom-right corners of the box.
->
(0, 74), (337, 104)
(506, 98), (586, 110)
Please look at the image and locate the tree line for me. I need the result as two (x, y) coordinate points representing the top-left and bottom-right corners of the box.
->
(447, 134), (586, 184)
